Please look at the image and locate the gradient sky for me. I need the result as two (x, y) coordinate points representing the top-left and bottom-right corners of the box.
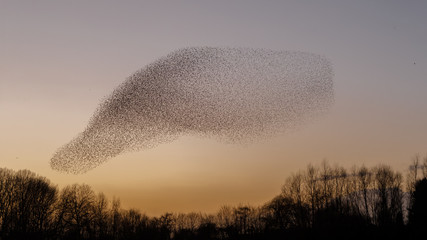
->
(1, 0), (426, 216)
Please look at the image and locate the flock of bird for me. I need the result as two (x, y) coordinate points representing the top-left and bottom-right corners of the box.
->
(50, 47), (334, 174)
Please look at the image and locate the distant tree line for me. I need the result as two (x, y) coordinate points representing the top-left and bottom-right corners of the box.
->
(1, 155), (427, 240)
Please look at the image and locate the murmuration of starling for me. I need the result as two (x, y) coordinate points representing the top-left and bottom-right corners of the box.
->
(51, 47), (334, 174)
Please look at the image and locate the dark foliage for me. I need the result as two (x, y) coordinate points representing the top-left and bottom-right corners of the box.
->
(1, 158), (426, 239)
(408, 178), (427, 237)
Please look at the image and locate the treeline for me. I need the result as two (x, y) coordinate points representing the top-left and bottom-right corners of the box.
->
(1, 156), (427, 240)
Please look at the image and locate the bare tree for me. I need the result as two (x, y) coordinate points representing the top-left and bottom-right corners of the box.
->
(264, 194), (296, 230)
(233, 205), (252, 236)
(407, 154), (420, 194)
(0, 168), (15, 237)
(305, 164), (320, 227)
(111, 197), (122, 240)
(422, 154), (427, 179)
(216, 205), (234, 239)
(120, 208), (149, 239)
(357, 166), (373, 222)
(319, 160), (333, 209)
(91, 193), (110, 239)
(55, 184), (96, 239)
(175, 212), (202, 232)
(331, 165), (348, 214)
(373, 165), (403, 226)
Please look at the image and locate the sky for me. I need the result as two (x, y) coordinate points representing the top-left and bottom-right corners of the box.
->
(1, 0), (426, 216)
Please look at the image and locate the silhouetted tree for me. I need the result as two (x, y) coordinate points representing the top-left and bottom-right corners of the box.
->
(1, 156), (426, 240)
(305, 164), (320, 227)
(373, 165), (404, 227)
(55, 184), (96, 240)
(0, 169), (57, 240)
(215, 205), (234, 239)
(408, 178), (427, 234)
(264, 194), (296, 231)
(281, 172), (310, 229)
(91, 193), (110, 239)
(120, 209), (149, 240)
(357, 166), (374, 223)
(0, 168), (15, 239)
